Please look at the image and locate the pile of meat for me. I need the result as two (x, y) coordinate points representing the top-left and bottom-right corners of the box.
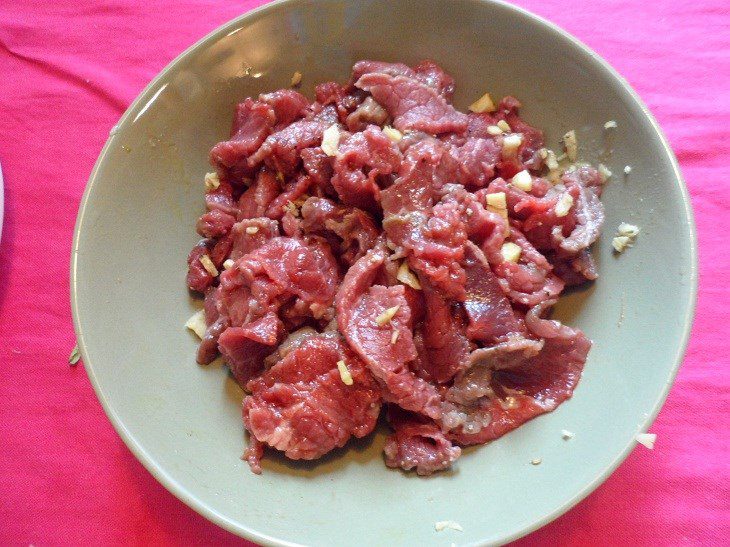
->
(186, 60), (605, 475)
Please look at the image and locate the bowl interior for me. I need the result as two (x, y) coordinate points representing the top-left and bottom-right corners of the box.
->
(72, 1), (696, 545)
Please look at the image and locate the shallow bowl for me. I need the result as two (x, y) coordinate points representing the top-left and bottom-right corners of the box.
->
(71, 0), (697, 545)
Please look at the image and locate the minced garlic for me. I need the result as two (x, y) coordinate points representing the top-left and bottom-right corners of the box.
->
(604, 120), (617, 130)
(222, 259), (235, 270)
(290, 71), (302, 86)
(204, 172), (220, 191)
(375, 305), (400, 327)
(321, 124), (340, 156)
(563, 130), (578, 162)
(468, 92), (496, 113)
(486, 125), (503, 136)
(185, 310), (207, 339)
(382, 126), (403, 143)
(497, 119), (511, 132)
(501, 242), (522, 263)
(486, 191), (507, 212)
(561, 429), (574, 440)
(554, 193), (574, 217)
(390, 330), (400, 344)
(199, 255), (218, 277)
(396, 261), (421, 290)
(612, 222), (640, 252)
(435, 521), (463, 532)
(618, 222), (640, 238)
(501, 134), (522, 157)
(598, 163), (613, 181)
(511, 170), (532, 192)
(337, 360), (353, 386)
(635, 432), (656, 449)
(245, 225), (259, 235)
(624, 165), (632, 175)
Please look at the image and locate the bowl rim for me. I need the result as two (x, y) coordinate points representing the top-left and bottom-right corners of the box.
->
(70, 0), (698, 545)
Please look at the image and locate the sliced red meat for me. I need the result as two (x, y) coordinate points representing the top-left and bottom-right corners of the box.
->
(243, 335), (381, 468)
(550, 249), (599, 286)
(350, 60), (416, 84)
(247, 105), (339, 175)
(449, 137), (501, 188)
(238, 169), (280, 220)
(412, 59), (456, 100)
(444, 302), (590, 445)
(220, 237), (339, 326)
(196, 209), (236, 239)
(265, 174), (313, 219)
(412, 283), (470, 384)
(196, 287), (228, 365)
(462, 242), (524, 342)
(210, 98), (275, 176)
(553, 166), (605, 255)
(186, 241), (214, 292)
(383, 406), (461, 475)
(205, 180), (239, 217)
(492, 228), (565, 307)
(219, 312), (284, 385)
(355, 72), (468, 134)
(381, 144), (467, 299)
(259, 89), (310, 127)
(446, 336), (544, 405)
(300, 147), (334, 194)
(345, 96), (390, 131)
(300, 197), (380, 265)
(229, 217), (279, 260)
(331, 125), (402, 209)
(336, 248), (442, 419)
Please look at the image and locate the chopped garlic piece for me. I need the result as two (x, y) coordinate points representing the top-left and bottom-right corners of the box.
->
(618, 222), (640, 238)
(382, 125), (403, 143)
(501, 242), (522, 263)
(624, 165), (632, 175)
(435, 521), (463, 532)
(204, 172), (220, 191)
(284, 200), (300, 217)
(538, 148), (548, 159)
(486, 191), (507, 210)
(469, 92), (496, 113)
(604, 120), (617, 130)
(199, 255), (218, 277)
(390, 330), (400, 344)
(613, 222), (640, 252)
(635, 432), (656, 449)
(562, 130), (578, 162)
(502, 134), (522, 157)
(486, 125), (503, 136)
(497, 119), (511, 132)
(612, 235), (632, 252)
(336, 360), (353, 386)
(561, 429), (574, 440)
(396, 261), (421, 290)
(554, 193), (574, 217)
(545, 149), (560, 171)
(245, 225), (259, 235)
(321, 124), (340, 156)
(185, 310), (207, 339)
(276, 171), (285, 184)
(375, 305), (400, 327)
(222, 259), (235, 270)
(290, 71), (302, 86)
(598, 163), (613, 181)
(510, 170), (533, 192)
(530, 458), (542, 465)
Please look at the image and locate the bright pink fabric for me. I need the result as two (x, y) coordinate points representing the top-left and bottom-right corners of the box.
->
(0, 1), (727, 545)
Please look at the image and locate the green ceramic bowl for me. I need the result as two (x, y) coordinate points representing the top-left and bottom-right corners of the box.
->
(71, 0), (697, 545)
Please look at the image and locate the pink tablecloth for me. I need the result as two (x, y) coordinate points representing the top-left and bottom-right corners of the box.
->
(0, 1), (727, 544)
